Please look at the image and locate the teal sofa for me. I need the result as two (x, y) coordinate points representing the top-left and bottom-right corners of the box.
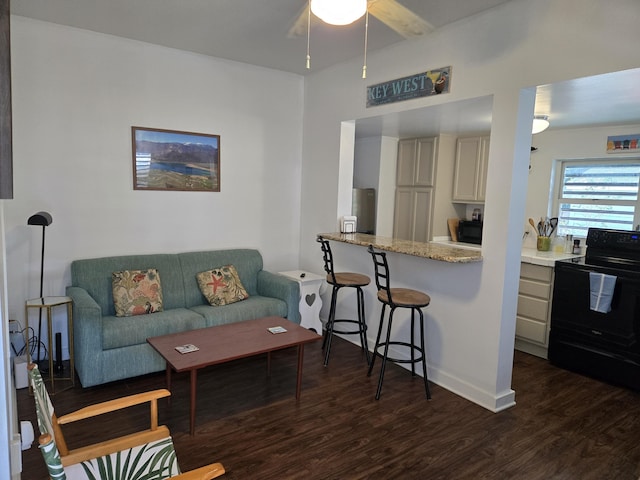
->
(66, 249), (300, 387)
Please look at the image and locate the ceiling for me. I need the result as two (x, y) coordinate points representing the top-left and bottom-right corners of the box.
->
(10, 0), (512, 76)
(10, 0), (640, 138)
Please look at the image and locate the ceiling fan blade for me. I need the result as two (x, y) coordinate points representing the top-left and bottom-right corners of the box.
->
(368, 0), (433, 38)
(287, 4), (310, 38)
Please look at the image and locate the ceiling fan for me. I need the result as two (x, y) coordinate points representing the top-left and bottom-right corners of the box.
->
(287, 0), (433, 39)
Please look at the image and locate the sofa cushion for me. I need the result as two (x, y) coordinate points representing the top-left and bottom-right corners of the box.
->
(102, 308), (207, 350)
(71, 254), (186, 316)
(196, 265), (249, 306)
(179, 250), (263, 307)
(112, 269), (164, 317)
(190, 295), (288, 327)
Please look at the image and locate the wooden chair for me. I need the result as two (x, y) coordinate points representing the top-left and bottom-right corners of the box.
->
(28, 363), (225, 480)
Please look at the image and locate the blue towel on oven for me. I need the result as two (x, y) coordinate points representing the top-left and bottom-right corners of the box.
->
(589, 272), (616, 313)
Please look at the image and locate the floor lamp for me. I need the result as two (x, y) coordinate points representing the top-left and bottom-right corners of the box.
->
(27, 211), (53, 365)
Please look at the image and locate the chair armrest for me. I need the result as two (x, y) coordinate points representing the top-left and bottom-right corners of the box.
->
(172, 462), (226, 480)
(57, 389), (171, 425)
(66, 286), (105, 386)
(257, 270), (300, 324)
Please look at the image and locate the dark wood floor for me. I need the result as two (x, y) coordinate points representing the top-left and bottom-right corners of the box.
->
(17, 337), (640, 479)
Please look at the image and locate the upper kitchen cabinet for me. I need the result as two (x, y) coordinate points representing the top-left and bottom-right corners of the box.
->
(452, 136), (490, 203)
(396, 137), (437, 187)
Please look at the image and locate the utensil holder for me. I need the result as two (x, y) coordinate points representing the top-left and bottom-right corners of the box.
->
(537, 236), (551, 251)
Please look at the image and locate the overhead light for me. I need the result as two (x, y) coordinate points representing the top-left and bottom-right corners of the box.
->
(306, 0), (370, 78)
(310, 0), (367, 26)
(532, 115), (550, 134)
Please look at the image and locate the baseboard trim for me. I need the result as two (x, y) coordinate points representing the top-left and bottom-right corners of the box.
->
(429, 366), (516, 413)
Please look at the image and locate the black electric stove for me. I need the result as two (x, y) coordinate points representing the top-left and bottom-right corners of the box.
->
(549, 228), (640, 390)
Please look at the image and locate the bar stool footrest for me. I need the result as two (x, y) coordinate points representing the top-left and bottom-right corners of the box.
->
(373, 341), (424, 364)
(327, 318), (368, 336)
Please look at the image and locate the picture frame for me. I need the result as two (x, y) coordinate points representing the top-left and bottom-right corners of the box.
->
(607, 134), (640, 153)
(131, 126), (220, 191)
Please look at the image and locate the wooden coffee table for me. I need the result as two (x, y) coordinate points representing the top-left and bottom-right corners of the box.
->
(147, 316), (322, 435)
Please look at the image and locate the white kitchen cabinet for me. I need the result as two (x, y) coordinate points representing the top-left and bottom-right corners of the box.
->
(394, 136), (437, 242)
(515, 262), (554, 358)
(393, 137), (438, 242)
(452, 136), (490, 203)
(396, 137), (437, 187)
(393, 186), (434, 242)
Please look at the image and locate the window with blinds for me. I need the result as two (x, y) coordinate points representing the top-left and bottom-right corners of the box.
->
(557, 160), (640, 237)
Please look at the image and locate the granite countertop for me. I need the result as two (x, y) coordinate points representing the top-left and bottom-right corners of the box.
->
(318, 233), (483, 263)
(319, 233), (584, 266)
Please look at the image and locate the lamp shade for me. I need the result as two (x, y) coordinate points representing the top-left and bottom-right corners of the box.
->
(27, 211), (53, 227)
(311, 0), (367, 25)
(532, 115), (550, 134)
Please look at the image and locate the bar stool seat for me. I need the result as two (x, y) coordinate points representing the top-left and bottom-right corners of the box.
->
(331, 272), (371, 288)
(317, 236), (371, 367)
(376, 288), (430, 308)
(367, 245), (432, 400)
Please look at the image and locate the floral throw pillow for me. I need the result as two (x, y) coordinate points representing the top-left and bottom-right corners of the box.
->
(112, 269), (164, 317)
(196, 265), (249, 306)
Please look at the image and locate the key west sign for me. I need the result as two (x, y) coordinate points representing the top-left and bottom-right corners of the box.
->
(366, 66), (451, 107)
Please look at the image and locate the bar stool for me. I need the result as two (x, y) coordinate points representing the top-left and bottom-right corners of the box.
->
(317, 236), (371, 367)
(367, 245), (431, 400)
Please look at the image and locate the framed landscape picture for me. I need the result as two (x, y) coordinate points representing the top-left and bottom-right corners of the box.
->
(131, 126), (220, 192)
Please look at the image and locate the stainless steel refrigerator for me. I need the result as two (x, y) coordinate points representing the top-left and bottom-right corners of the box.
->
(352, 188), (376, 234)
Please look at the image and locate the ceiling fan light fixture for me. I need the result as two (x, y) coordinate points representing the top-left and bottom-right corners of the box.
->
(310, 0), (367, 26)
(532, 115), (550, 134)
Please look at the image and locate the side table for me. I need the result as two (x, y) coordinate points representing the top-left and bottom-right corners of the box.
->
(278, 270), (324, 334)
(25, 296), (74, 393)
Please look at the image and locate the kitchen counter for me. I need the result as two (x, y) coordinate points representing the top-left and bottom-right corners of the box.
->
(520, 247), (584, 267)
(319, 233), (582, 266)
(432, 237), (584, 267)
(318, 233), (483, 263)
(431, 238), (482, 251)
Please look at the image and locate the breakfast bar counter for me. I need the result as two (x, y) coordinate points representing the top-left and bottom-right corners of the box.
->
(315, 232), (518, 412)
(319, 233), (483, 263)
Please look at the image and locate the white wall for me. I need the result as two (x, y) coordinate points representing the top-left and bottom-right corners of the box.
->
(5, 17), (304, 355)
(524, 123), (640, 248)
(376, 137), (398, 237)
(299, 0), (640, 410)
(353, 137), (382, 190)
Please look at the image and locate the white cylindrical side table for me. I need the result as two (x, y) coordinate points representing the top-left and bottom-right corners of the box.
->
(278, 270), (324, 334)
